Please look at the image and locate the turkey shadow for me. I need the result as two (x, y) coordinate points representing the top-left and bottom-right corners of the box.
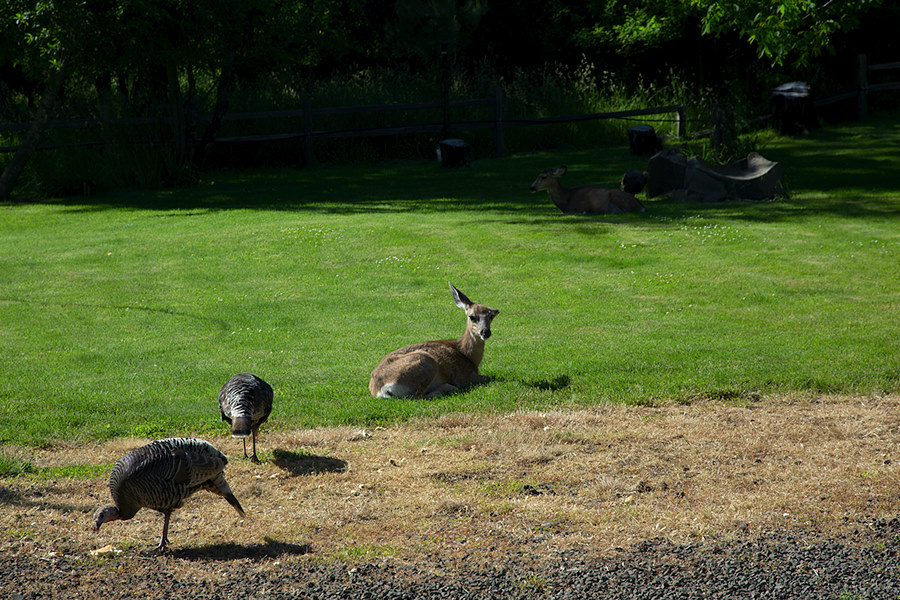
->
(526, 375), (571, 392)
(271, 449), (347, 476)
(173, 538), (312, 561)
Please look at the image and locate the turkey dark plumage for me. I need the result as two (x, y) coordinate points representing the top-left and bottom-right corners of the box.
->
(92, 438), (245, 551)
(218, 373), (273, 463)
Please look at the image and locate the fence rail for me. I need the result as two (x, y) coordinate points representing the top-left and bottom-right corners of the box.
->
(0, 87), (685, 162)
(2, 53), (896, 159)
(856, 54), (900, 120)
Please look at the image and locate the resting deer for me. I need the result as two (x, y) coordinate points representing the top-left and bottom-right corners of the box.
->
(369, 283), (499, 398)
(530, 166), (645, 214)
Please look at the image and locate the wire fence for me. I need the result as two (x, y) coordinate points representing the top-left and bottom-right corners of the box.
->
(0, 89), (685, 162)
(2, 53), (897, 162)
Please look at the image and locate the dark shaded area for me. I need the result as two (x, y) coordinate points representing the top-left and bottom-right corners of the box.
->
(520, 483), (555, 496)
(526, 376), (571, 392)
(271, 449), (347, 476)
(0, 483), (87, 514)
(5, 122), (899, 225)
(4, 1), (900, 202)
(173, 538), (312, 561)
(0, 297), (231, 333)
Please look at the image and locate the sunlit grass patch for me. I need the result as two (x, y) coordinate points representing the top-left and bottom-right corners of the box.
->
(0, 449), (35, 477)
(41, 463), (113, 480)
(325, 543), (401, 563)
(0, 120), (898, 447)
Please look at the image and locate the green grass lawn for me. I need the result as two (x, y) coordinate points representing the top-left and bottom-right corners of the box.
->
(1, 120), (898, 446)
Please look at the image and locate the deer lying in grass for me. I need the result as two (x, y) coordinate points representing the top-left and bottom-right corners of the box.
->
(369, 283), (499, 398)
(530, 165), (645, 214)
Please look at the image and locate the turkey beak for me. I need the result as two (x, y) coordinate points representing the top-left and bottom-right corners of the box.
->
(92, 507), (109, 531)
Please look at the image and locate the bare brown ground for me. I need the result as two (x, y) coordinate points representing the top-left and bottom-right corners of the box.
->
(2, 394), (899, 582)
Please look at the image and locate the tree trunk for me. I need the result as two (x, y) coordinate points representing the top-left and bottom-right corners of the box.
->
(195, 53), (235, 171)
(196, 10), (258, 171)
(95, 72), (114, 158)
(166, 61), (187, 169)
(0, 63), (67, 201)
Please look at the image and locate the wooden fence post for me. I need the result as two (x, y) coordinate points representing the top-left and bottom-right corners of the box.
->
(675, 105), (686, 138)
(493, 86), (505, 158)
(857, 53), (868, 121)
(303, 97), (316, 166)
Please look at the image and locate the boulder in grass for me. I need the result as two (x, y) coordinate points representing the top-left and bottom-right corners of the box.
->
(645, 149), (688, 198)
(685, 152), (784, 202)
(646, 149), (783, 202)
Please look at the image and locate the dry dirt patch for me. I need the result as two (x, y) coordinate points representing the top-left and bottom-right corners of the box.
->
(2, 395), (898, 574)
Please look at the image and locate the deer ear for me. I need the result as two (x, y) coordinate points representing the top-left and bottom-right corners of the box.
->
(449, 282), (472, 309)
(553, 166), (567, 176)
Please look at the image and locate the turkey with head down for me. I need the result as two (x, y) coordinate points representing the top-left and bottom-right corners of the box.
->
(92, 438), (245, 552)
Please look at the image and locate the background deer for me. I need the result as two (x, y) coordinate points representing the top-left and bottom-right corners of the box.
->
(530, 165), (645, 214)
(369, 283), (499, 398)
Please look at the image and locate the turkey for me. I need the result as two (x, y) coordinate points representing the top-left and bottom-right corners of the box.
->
(92, 438), (245, 552)
(218, 372), (273, 463)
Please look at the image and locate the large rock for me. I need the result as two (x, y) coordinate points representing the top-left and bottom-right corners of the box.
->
(645, 149), (687, 198)
(647, 149), (783, 202)
(686, 152), (784, 201)
(683, 157), (728, 202)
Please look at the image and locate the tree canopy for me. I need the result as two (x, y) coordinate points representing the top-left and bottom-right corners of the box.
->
(1, 0), (897, 199)
(691, 0), (887, 66)
(2, 0), (893, 108)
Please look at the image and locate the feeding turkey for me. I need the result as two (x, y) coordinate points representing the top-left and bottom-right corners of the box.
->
(218, 372), (273, 463)
(92, 438), (245, 552)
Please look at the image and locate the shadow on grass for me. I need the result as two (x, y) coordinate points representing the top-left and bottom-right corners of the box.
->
(0, 297), (232, 332)
(173, 538), (312, 561)
(526, 375), (571, 392)
(0, 483), (87, 513)
(271, 449), (347, 476)
(11, 159), (554, 215)
(9, 122), (900, 222)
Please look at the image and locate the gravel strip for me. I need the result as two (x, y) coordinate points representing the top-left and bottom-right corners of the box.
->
(5, 519), (898, 599)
